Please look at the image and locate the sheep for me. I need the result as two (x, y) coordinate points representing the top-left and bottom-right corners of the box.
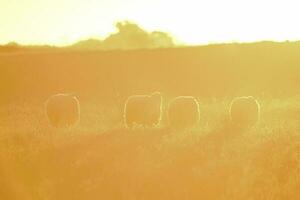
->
(124, 92), (163, 128)
(45, 93), (80, 128)
(167, 96), (200, 130)
(229, 96), (260, 128)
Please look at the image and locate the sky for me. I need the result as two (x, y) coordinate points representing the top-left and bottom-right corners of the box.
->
(1, 0), (300, 46)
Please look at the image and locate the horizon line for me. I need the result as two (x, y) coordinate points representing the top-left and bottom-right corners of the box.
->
(1, 39), (299, 49)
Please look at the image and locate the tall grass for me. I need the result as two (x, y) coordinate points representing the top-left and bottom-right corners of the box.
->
(0, 98), (299, 200)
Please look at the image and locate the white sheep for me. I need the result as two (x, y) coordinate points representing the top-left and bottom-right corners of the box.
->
(124, 92), (163, 128)
(45, 93), (80, 128)
(168, 96), (200, 130)
(229, 96), (260, 128)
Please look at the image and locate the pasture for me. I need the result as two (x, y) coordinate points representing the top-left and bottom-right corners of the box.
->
(0, 42), (300, 199)
(1, 97), (300, 200)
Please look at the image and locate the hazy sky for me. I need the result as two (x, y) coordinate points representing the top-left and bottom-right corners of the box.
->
(1, 0), (300, 46)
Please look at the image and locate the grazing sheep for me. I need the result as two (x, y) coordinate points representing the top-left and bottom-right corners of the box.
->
(168, 96), (200, 130)
(124, 92), (163, 128)
(45, 93), (80, 128)
(229, 96), (260, 128)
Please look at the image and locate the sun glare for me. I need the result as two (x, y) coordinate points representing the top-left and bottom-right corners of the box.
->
(0, 0), (300, 46)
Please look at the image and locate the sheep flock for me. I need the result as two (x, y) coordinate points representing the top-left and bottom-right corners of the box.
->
(45, 92), (261, 131)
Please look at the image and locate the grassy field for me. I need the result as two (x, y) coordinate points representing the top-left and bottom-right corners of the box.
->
(1, 42), (300, 199)
(0, 97), (299, 200)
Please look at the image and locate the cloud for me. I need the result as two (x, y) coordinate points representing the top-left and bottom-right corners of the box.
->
(71, 21), (175, 50)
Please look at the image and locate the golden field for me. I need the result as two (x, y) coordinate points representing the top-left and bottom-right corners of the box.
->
(0, 42), (300, 199)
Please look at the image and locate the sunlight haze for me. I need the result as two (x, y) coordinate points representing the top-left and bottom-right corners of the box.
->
(0, 0), (299, 46)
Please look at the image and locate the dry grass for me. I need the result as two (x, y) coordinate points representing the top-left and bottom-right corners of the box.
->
(0, 98), (299, 200)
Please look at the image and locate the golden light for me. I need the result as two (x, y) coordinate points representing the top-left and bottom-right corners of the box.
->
(0, 0), (300, 46)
